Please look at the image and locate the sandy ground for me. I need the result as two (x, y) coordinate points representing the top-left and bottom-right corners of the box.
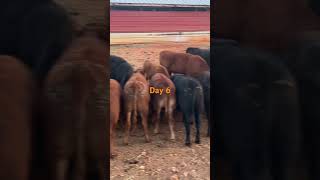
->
(110, 117), (210, 180)
(110, 38), (210, 180)
(110, 32), (210, 45)
(110, 40), (210, 69)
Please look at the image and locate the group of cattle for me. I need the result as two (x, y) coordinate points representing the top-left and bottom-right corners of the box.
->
(214, 0), (320, 179)
(213, 38), (320, 180)
(0, 0), (107, 180)
(110, 48), (210, 157)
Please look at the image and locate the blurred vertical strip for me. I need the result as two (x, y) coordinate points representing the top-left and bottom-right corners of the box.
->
(54, 0), (111, 178)
(309, 0), (320, 16)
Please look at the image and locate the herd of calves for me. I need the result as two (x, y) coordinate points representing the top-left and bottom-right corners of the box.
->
(0, 35), (108, 180)
(110, 48), (211, 157)
(0, 0), (109, 179)
(213, 38), (320, 180)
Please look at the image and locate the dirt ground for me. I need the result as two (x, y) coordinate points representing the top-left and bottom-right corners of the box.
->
(110, 39), (210, 180)
(110, 41), (210, 69)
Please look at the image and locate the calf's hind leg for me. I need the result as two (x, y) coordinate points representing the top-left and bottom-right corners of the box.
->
(110, 121), (117, 157)
(141, 109), (150, 143)
(194, 111), (201, 144)
(124, 111), (131, 145)
(166, 108), (175, 140)
(153, 107), (161, 134)
(183, 113), (191, 146)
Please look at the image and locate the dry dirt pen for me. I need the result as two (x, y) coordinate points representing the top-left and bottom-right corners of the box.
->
(110, 34), (211, 180)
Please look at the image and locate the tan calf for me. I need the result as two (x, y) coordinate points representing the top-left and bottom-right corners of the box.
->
(123, 72), (150, 145)
(43, 36), (107, 180)
(159, 50), (209, 76)
(143, 60), (170, 80)
(149, 73), (176, 140)
(110, 79), (121, 158)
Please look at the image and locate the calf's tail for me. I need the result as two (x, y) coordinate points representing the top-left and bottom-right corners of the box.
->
(132, 86), (139, 128)
(194, 85), (204, 118)
(166, 94), (171, 120)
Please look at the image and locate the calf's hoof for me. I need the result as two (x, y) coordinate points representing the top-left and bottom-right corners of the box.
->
(153, 129), (159, 134)
(145, 137), (151, 143)
(195, 138), (201, 144)
(170, 133), (176, 140)
(123, 140), (129, 145)
(131, 129), (138, 136)
(185, 141), (191, 146)
(110, 152), (117, 159)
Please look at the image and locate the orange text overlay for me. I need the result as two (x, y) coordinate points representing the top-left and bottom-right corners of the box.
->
(149, 87), (171, 95)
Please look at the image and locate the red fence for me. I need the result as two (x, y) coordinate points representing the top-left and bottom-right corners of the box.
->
(110, 10), (210, 33)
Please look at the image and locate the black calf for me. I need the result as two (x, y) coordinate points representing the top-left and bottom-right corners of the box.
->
(194, 71), (210, 137)
(0, 0), (74, 83)
(171, 74), (204, 146)
(213, 46), (301, 180)
(110, 55), (134, 88)
(186, 47), (210, 66)
(284, 39), (320, 180)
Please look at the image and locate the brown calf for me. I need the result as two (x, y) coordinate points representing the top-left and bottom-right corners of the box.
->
(134, 67), (145, 76)
(110, 79), (121, 158)
(123, 72), (150, 145)
(159, 50), (209, 76)
(42, 36), (107, 180)
(143, 60), (170, 80)
(149, 73), (176, 140)
(0, 56), (34, 180)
